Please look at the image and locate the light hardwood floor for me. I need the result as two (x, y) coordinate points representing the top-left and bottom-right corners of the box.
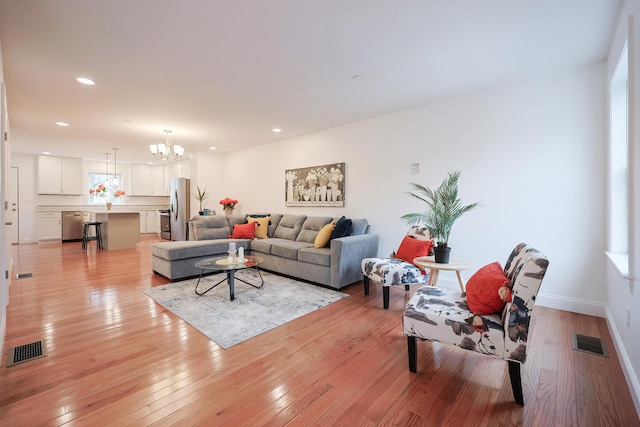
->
(1, 236), (638, 426)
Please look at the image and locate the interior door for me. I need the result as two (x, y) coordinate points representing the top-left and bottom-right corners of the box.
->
(9, 167), (18, 243)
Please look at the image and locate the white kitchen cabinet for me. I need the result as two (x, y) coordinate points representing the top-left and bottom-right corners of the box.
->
(131, 164), (152, 196)
(145, 210), (159, 233)
(38, 155), (83, 195)
(131, 164), (165, 196)
(38, 212), (61, 241)
(139, 210), (160, 234)
(162, 160), (190, 195)
(152, 166), (164, 195)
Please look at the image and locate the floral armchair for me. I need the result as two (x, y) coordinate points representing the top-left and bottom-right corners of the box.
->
(402, 243), (549, 405)
(361, 227), (433, 309)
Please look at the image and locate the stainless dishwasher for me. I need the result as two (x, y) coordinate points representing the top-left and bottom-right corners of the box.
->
(62, 211), (85, 242)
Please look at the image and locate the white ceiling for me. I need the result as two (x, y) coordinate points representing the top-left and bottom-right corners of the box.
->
(0, 0), (621, 164)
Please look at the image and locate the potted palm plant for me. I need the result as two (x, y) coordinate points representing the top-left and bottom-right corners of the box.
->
(192, 185), (210, 215)
(401, 170), (480, 263)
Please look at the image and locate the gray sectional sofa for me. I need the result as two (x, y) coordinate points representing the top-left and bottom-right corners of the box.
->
(151, 213), (379, 289)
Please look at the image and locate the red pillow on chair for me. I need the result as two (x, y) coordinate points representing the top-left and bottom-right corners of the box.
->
(395, 236), (433, 265)
(228, 222), (256, 239)
(466, 262), (511, 315)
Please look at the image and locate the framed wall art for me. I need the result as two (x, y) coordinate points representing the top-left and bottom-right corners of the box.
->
(285, 163), (345, 207)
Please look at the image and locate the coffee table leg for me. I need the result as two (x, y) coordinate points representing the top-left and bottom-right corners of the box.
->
(428, 269), (436, 286)
(455, 271), (465, 292)
(228, 270), (235, 301)
(195, 269), (227, 296)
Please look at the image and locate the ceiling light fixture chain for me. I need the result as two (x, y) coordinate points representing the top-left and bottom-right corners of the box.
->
(150, 129), (184, 161)
(104, 152), (110, 188)
(112, 147), (119, 187)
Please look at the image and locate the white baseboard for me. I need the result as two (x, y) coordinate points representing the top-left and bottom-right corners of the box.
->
(535, 292), (607, 317)
(437, 278), (607, 318)
(605, 307), (640, 419)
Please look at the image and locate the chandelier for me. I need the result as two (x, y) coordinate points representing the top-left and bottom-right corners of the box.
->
(150, 129), (184, 161)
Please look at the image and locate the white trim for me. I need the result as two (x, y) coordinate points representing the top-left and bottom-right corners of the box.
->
(605, 306), (640, 420)
(535, 292), (606, 318)
(606, 251), (631, 279)
(434, 278), (608, 318)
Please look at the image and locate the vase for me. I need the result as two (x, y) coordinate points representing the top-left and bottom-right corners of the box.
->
(225, 209), (233, 216)
(434, 245), (451, 264)
(106, 202), (112, 211)
(319, 186), (327, 201)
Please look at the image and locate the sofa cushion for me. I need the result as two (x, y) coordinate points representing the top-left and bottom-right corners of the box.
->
(226, 215), (248, 230)
(249, 238), (273, 254)
(267, 214), (283, 237)
(247, 215), (270, 239)
(350, 218), (369, 235)
(331, 216), (352, 239)
(152, 240), (235, 261)
(314, 221), (335, 248)
(273, 214), (307, 240)
(270, 240), (313, 260)
(296, 216), (332, 243)
(192, 216), (231, 240)
(229, 222), (256, 239)
(298, 247), (331, 267)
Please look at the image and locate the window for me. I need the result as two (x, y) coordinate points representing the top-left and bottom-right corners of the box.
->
(89, 172), (123, 205)
(608, 42), (629, 276)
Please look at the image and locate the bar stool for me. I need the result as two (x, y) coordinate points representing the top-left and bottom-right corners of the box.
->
(82, 222), (103, 250)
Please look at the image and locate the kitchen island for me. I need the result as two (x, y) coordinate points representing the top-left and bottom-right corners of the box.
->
(95, 212), (140, 250)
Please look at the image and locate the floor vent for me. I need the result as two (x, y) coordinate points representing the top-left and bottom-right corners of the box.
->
(572, 333), (609, 358)
(15, 272), (33, 280)
(6, 340), (48, 367)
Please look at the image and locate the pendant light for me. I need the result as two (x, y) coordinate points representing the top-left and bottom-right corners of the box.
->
(112, 148), (119, 187)
(104, 152), (110, 188)
(150, 129), (184, 160)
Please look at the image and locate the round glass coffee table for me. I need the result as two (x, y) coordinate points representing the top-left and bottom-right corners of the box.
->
(194, 255), (264, 300)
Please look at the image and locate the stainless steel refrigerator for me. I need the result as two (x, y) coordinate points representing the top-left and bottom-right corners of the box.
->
(170, 177), (190, 241)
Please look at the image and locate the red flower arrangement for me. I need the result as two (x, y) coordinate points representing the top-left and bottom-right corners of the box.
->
(219, 197), (239, 211)
(89, 184), (125, 200)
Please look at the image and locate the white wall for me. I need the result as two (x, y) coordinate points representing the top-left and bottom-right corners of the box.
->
(221, 62), (607, 311)
(189, 151), (225, 217)
(605, 0), (640, 415)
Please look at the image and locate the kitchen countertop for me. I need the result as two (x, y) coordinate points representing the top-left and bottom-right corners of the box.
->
(38, 205), (169, 213)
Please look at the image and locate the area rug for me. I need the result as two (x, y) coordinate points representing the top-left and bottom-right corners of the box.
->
(142, 270), (348, 349)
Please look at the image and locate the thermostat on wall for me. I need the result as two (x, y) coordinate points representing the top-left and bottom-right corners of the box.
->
(410, 163), (420, 174)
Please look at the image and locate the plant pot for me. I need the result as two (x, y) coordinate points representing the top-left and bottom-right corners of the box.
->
(434, 245), (451, 264)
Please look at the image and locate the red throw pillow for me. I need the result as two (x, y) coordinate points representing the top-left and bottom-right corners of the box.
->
(466, 262), (511, 315)
(395, 236), (433, 265)
(229, 222), (256, 239)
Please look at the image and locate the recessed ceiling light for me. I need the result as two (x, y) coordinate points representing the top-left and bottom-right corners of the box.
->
(56, 122), (69, 126)
(209, 147), (217, 150)
(42, 152), (51, 155)
(272, 128), (282, 133)
(76, 77), (95, 85)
